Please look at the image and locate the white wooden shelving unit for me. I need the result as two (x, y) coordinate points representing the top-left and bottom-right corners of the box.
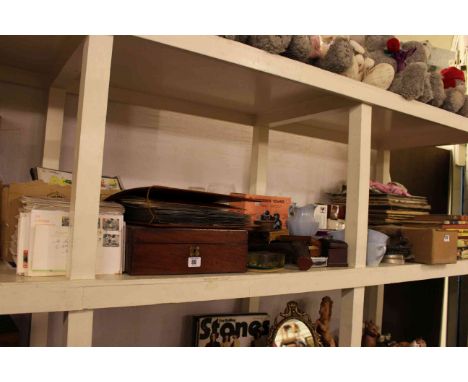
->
(1, 35), (468, 347)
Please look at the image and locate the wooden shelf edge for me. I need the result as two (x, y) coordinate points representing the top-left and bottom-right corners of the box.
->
(2, 260), (468, 315)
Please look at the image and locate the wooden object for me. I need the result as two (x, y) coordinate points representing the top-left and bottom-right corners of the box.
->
(320, 239), (348, 267)
(30, 313), (49, 346)
(315, 296), (336, 347)
(64, 310), (93, 347)
(68, 35), (113, 280)
(36, 84), (67, 347)
(244, 123), (269, 312)
(64, 35), (113, 347)
(125, 225), (248, 275)
(4, 260), (468, 315)
(249, 125), (269, 195)
(364, 147), (390, 331)
(361, 320), (380, 347)
(339, 103), (371, 346)
(42, 88), (66, 170)
(268, 237), (312, 270)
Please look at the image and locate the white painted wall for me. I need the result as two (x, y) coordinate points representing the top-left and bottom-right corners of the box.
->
(0, 82), (46, 183)
(60, 95), (348, 205)
(1, 82), (352, 346)
(93, 290), (342, 346)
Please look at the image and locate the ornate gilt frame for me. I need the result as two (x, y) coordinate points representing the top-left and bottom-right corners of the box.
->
(267, 301), (322, 347)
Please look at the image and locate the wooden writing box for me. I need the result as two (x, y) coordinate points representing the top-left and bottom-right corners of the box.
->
(125, 225), (248, 275)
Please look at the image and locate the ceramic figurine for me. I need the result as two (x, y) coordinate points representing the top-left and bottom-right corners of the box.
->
(273, 213), (282, 230)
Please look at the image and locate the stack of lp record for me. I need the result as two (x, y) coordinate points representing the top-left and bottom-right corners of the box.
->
(328, 191), (431, 226)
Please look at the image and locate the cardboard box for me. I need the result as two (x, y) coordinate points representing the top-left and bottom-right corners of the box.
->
(402, 227), (457, 265)
(230, 193), (291, 228)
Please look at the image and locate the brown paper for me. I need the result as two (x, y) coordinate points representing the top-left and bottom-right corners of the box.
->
(0, 181), (72, 262)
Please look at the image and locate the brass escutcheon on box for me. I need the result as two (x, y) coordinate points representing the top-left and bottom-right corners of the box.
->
(189, 245), (200, 257)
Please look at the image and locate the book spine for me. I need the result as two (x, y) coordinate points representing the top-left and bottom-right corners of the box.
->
(441, 225), (468, 230)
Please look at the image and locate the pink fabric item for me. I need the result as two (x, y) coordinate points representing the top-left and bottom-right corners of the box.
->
(369, 180), (411, 196)
(309, 35), (322, 59)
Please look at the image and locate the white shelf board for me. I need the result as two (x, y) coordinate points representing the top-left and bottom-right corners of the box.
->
(122, 35), (468, 150)
(0, 36), (83, 88)
(1, 35), (467, 150)
(2, 260), (468, 315)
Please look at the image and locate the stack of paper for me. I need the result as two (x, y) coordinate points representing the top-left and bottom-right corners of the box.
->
(13, 197), (125, 276)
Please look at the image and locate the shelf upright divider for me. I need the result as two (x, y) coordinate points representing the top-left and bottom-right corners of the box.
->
(363, 147), (391, 330)
(29, 87), (68, 346)
(241, 123), (270, 312)
(63, 35), (114, 346)
(249, 124), (269, 195)
(42, 88), (66, 169)
(339, 103), (372, 346)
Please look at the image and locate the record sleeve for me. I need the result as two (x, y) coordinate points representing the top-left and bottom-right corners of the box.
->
(192, 313), (270, 347)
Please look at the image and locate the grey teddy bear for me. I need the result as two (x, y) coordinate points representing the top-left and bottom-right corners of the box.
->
(364, 36), (429, 101)
(365, 36), (445, 105)
(442, 79), (466, 113)
(221, 35), (249, 44)
(222, 35), (313, 62)
(365, 35), (398, 71)
(388, 40), (433, 102)
(407, 41), (434, 102)
(315, 37), (354, 73)
(248, 35), (292, 54)
(221, 35), (465, 117)
(458, 97), (468, 117)
(389, 62), (429, 101)
(429, 71), (446, 107)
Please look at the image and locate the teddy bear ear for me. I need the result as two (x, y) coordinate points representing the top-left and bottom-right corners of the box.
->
(422, 40), (432, 58)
